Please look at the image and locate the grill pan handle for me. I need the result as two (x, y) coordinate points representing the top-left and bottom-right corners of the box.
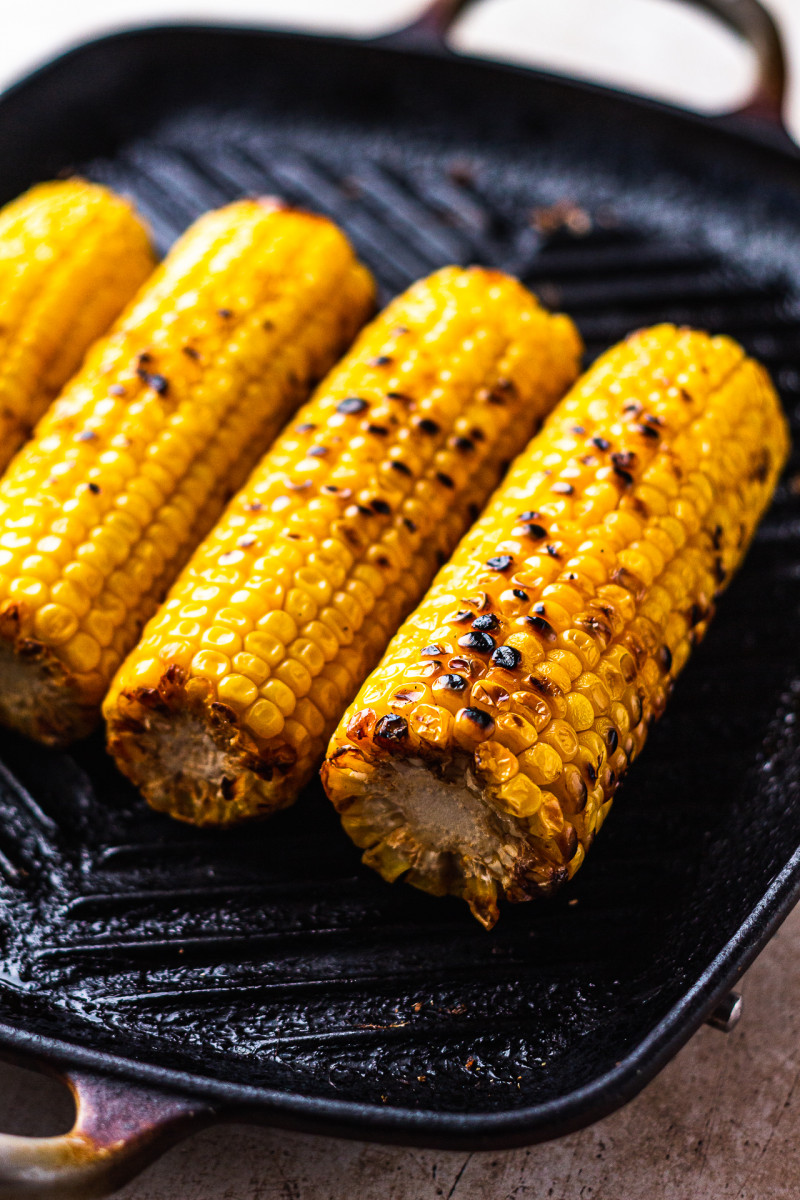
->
(0, 1066), (215, 1199)
(389, 0), (790, 141)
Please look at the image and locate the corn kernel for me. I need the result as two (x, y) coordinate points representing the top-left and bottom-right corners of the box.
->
(191, 650), (230, 681)
(245, 698), (285, 740)
(217, 674), (259, 712)
(520, 741), (562, 786)
(260, 678), (297, 717)
(34, 603), (78, 645)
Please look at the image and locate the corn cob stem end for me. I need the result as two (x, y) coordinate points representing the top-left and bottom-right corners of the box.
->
(106, 680), (296, 826)
(0, 626), (98, 746)
(322, 750), (566, 929)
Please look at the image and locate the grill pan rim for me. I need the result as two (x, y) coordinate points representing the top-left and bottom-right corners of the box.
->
(1, 19), (798, 177)
(0, 14), (798, 1152)
(1, 839), (799, 1149)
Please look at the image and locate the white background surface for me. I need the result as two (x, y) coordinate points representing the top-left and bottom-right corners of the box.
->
(2, 2), (800, 1198)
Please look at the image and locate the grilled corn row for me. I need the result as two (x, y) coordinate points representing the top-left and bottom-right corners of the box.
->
(322, 324), (789, 928)
(0, 179), (155, 471)
(104, 266), (583, 825)
(0, 199), (374, 746)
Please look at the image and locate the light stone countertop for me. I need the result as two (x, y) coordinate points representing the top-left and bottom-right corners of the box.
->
(1, 1), (800, 1197)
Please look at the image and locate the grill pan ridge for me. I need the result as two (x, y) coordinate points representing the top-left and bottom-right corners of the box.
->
(0, 3), (799, 1164)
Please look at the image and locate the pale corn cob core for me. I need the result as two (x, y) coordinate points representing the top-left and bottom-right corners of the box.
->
(0, 199), (374, 745)
(322, 325), (790, 929)
(104, 267), (582, 825)
(0, 179), (155, 471)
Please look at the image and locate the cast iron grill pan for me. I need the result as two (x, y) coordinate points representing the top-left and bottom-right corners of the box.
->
(0, 1), (799, 1163)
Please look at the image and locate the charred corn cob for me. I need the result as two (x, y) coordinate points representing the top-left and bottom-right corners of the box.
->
(322, 324), (789, 929)
(0, 199), (374, 746)
(104, 266), (583, 825)
(0, 179), (155, 472)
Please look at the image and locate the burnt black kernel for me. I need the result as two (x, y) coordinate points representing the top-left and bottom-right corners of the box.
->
(513, 589), (528, 601)
(461, 706), (494, 730)
(592, 436), (610, 451)
(387, 391), (412, 403)
(392, 461), (412, 475)
(517, 510), (541, 522)
(492, 645), (521, 669)
(454, 436), (474, 452)
(337, 396), (368, 415)
(438, 674), (468, 692)
(522, 523), (547, 539)
(611, 451), (636, 470)
(76, 429), (97, 442)
(421, 645), (443, 657)
(525, 615), (557, 643)
(637, 423), (660, 440)
(87, 482), (101, 495)
(356, 504), (373, 516)
(322, 485), (339, 494)
(182, 346), (200, 361)
(486, 555), (513, 572)
(375, 714), (409, 741)
(657, 644), (673, 673)
(458, 630), (496, 653)
(137, 352), (152, 364)
(613, 464), (634, 487)
(370, 355), (393, 366)
(470, 427), (486, 442)
(712, 525), (723, 550)
(296, 422), (316, 433)
(545, 544), (560, 558)
(436, 472), (454, 489)
(403, 517), (417, 533)
(140, 371), (169, 396)
(308, 445), (328, 457)
(217, 308), (233, 319)
(472, 614), (499, 631)
(571, 425), (585, 435)
(586, 763), (597, 785)
(452, 609), (472, 623)
(418, 418), (440, 435)
(371, 499), (391, 515)
(606, 727), (619, 752)
(368, 424), (389, 436)
(551, 481), (574, 495)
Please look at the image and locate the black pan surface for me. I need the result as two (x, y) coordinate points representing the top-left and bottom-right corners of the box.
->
(0, 19), (799, 1148)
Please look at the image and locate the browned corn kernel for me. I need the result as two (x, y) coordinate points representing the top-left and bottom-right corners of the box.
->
(0, 199), (374, 745)
(104, 266), (583, 825)
(322, 324), (790, 928)
(0, 179), (155, 471)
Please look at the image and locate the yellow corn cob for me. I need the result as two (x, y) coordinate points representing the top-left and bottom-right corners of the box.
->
(0, 198), (374, 746)
(104, 266), (583, 825)
(322, 324), (789, 929)
(0, 179), (155, 472)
